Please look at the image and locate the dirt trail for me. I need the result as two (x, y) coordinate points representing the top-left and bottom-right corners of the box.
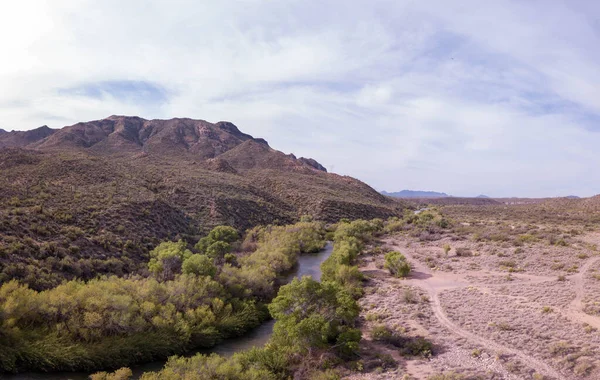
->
(384, 239), (568, 380)
(565, 256), (600, 329)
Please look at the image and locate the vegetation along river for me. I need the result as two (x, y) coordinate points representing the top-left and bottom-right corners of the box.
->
(6, 242), (334, 380)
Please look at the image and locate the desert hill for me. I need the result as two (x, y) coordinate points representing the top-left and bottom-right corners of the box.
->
(0, 116), (404, 290)
(0, 125), (56, 149)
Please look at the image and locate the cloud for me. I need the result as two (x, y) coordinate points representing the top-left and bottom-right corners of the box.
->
(58, 81), (170, 105)
(0, 0), (599, 197)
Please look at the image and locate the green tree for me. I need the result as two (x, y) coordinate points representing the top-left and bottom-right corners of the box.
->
(384, 251), (411, 278)
(207, 226), (238, 243)
(148, 240), (192, 280)
(269, 277), (359, 355)
(195, 226), (238, 254)
(206, 241), (231, 259)
(182, 254), (216, 277)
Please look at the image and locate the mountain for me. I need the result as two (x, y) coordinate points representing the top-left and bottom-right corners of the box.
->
(382, 190), (449, 198)
(476, 194), (490, 198)
(0, 116), (404, 290)
(0, 125), (56, 148)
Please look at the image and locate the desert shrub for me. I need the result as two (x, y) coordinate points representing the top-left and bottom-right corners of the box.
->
(455, 247), (473, 257)
(403, 288), (418, 303)
(384, 251), (411, 278)
(541, 306), (553, 314)
(574, 358), (595, 376)
(429, 372), (466, 380)
(549, 341), (575, 356)
(400, 336), (434, 357)
(371, 324), (393, 342)
(517, 234), (537, 244)
(499, 260), (517, 268)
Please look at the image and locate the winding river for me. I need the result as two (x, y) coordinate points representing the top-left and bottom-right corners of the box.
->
(5, 242), (334, 380)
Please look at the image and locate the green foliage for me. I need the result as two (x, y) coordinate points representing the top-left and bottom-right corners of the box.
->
(269, 277), (360, 355)
(90, 368), (133, 380)
(0, 221), (327, 373)
(108, 218), (377, 379)
(195, 226), (239, 255)
(0, 272), (264, 372)
(371, 324), (393, 341)
(138, 353), (276, 380)
(400, 336), (434, 357)
(182, 254), (216, 277)
(384, 251), (411, 278)
(148, 240), (192, 280)
(206, 241), (231, 259)
(219, 222), (326, 299)
(320, 219), (383, 297)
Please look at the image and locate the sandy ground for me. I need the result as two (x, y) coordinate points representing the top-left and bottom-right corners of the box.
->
(346, 232), (600, 380)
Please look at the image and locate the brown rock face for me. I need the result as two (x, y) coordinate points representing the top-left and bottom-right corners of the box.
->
(10, 116), (326, 173)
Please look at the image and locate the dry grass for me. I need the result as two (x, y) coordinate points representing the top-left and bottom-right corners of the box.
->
(351, 202), (600, 379)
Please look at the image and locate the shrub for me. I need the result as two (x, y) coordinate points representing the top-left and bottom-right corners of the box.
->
(400, 336), (434, 357)
(403, 288), (418, 304)
(371, 324), (393, 342)
(90, 368), (133, 380)
(455, 247), (473, 257)
(429, 372), (466, 380)
(384, 251), (411, 278)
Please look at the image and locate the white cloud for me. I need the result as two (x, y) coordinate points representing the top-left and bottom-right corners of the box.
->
(0, 0), (599, 197)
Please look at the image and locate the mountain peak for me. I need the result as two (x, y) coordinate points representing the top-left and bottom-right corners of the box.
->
(0, 116), (325, 173)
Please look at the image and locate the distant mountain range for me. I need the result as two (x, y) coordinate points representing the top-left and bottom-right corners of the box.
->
(381, 190), (449, 198)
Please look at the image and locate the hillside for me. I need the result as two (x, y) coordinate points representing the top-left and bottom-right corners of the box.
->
(0, 116), (404, 290)
(381, 189), (449, 198)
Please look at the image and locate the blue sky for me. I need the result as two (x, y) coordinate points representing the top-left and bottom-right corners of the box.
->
(1, 0), (599, 197)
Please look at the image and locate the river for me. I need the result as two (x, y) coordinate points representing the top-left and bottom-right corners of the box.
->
(4, 242), (334, 380)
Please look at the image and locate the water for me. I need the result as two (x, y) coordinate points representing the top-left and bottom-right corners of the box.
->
(4, 242), (334, 380)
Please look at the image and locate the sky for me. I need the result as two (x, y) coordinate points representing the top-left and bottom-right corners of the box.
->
(1, 0), (599, 198)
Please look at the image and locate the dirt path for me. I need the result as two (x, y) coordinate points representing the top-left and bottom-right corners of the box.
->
(428, 291), (564, 380)
(565, 256), (600, 329)
(384, 239), (568, 380)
